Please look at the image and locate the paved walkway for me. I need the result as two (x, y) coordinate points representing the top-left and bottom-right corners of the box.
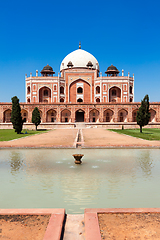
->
(0, 128), (160, 148)
(0, 129), (77, 148)
(63, 214), (85, 240)
(82, 128), (160, 148)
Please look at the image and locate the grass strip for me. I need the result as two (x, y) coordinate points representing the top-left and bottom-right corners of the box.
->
(109, 128), (160, 141)
(0, 129), (48, 141)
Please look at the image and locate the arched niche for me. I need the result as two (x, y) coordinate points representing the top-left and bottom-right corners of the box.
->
(69, 79), (90, 103)
(109, 86), (121, 102)
(3, 109), (11, 123)
(132, 109), (138, 122)
(77, 98), (83, 103)
(46, 109), (57, 122)
(118, 109), (128, 122)
(39, 86), (51, 103)
(21, 109), (28, 123)
(149, 109), (156, 122)
(75, 109), (85, 122)
(96, 86), (100, 94)
(60, 98), (64, 102)
(60, 86), (64, 94)
(27, 86), (30, 94)
(77, 87), (83, 94)
(61, 109), (71, 123)
(103, 109), (114, 122)
(89, 109), (99, 122)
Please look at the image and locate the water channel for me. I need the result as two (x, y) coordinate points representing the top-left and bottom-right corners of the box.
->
(0, 149), (160, 214)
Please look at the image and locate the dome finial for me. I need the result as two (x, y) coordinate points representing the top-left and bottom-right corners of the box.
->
(79, 41), (81, 49)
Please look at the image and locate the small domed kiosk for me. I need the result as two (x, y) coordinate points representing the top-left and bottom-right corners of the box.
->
(105, 64), (119, 76)
(41, 64), (55, 76)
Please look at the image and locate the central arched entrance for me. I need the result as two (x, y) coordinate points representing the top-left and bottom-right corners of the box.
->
(76, 110), (84, 122)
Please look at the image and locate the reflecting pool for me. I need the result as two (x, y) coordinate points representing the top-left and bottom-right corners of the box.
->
(0, 149), (160, 214)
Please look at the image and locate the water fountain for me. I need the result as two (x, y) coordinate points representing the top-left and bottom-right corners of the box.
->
(72, 154), (84, 164)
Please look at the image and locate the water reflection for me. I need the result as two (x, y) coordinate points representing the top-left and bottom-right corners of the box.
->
(10, 151), (23, 174)
(137, 151), (154, 178)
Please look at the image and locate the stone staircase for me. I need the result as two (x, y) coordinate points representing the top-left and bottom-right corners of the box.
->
(75, 123), (86, 129)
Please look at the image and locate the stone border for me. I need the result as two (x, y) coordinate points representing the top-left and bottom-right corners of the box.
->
(0, 208), (65, 240)
(85, 208), (160, 240)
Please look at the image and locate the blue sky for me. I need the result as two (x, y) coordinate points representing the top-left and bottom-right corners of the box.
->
(0, 0), (160, 103)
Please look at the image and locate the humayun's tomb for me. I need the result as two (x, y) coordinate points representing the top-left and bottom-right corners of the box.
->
(0, 43), (160, 128)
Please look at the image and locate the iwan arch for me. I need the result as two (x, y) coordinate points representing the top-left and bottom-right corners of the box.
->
(0, 43), (160, 128)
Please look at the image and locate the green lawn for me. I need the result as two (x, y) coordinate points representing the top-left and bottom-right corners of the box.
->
(0, 129), (48, 141)
(109, 128), (160, 141)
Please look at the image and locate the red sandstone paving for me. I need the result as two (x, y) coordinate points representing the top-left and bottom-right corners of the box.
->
(0, 128), (160, 148)
(82, 128), (160, 147)
(0, 129), (77, 148)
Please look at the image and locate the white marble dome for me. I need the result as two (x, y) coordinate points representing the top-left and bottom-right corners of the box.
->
(60, 48), (99, 71)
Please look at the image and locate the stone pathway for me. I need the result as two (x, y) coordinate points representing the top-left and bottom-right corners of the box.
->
(63, 214), (85, 240)
(0, 128), (160, 148)
(82, 128), (160, 147)
(0, 129), (77, 148)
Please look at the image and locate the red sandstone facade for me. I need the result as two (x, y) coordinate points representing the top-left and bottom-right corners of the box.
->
(0, 45), (159, 125)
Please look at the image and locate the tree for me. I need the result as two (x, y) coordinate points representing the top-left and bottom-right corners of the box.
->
(11, 96), (24, 134)
(136, 94), (150, 133)
(32, 107), (41, 130)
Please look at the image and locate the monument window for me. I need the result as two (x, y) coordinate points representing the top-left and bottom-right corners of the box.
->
(112, 90), (116, 96)
(77, 98), (83, 102)
(60, 98), (64, 102)
(60, 86), (64, 94)
(44, 90), (48, 96)
(130, 86), (132, 94)
(120, 112), (123, 122)
(27, 86), (30, 94)
(77, 87), (83, 94)
(96, 98), (100, 102)
(96, 86), (100, 94)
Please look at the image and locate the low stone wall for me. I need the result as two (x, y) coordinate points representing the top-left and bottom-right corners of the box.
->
(0, 123), (76, 130)
(85, 122), (160, 129)
(0, 122), (160, 130)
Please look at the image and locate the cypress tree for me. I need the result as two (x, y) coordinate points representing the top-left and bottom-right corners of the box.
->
(136, 94), (150, 133)
(11, 96), (24, 134)
(32, 107), (41, 130)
